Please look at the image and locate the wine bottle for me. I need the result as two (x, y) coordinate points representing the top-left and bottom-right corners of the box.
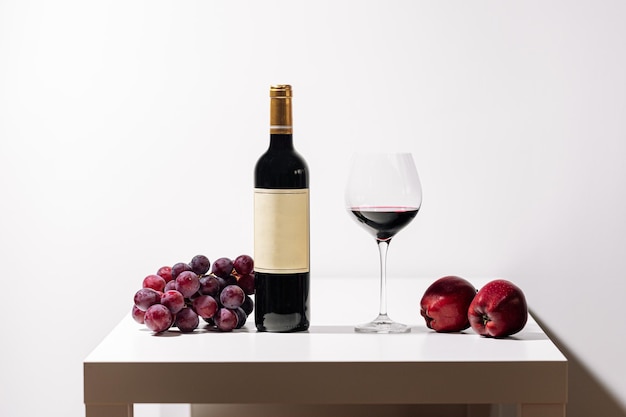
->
(254, 84), (310, 332)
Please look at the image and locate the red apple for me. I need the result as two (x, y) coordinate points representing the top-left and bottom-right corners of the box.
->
(420, 276), (477, 332)
(468, 279), (528, 338)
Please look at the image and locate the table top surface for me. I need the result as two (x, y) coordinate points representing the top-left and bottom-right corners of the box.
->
(85, 277), (566, 365)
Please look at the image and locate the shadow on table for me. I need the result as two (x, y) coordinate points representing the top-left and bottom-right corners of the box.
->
(306, 325), (432, 334)
(307, 325), (550, 341)
(307, 325), (362, 334)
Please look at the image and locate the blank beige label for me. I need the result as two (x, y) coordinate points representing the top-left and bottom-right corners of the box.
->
(254, 188), (310, 274)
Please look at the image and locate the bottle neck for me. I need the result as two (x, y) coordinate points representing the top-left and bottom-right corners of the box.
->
(269, 85), (293, 135)
(269, 133), (294, 150)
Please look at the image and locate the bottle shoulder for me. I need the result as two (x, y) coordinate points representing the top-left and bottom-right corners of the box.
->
(256, 148), (308, 168)
(255, 148), (309, 188)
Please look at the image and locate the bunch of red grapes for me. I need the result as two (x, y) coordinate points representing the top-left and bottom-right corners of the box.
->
(132, 254), (255, 333)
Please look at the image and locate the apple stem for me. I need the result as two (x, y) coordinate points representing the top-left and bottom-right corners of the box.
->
(482, 315), (490, 326)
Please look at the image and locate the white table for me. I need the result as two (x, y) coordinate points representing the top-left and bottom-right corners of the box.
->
(84, 277), (567, 417)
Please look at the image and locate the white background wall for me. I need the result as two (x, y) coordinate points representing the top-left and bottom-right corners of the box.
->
(1, 1), (625, 417)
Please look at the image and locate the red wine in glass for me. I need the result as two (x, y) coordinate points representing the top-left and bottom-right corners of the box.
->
(350, 206), (419, 241)
(345, 152), (422, 333)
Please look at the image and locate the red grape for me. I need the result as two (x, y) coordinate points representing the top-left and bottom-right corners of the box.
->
(132, 305), (146, 324)
(144, 304), (173, 333)
(224, 274), (238, 286)
(190, 254), (210, 275)
(156, 266), (173, 282)
(213, 276), (227, 293)
(175, 270), (200, 298)
(241, 295), (254, 316)
(175, 307), (199, 332)
(143, 274), (166, 292)
(199, 275), (220, 296)
(164, 280), (177, 292)
(233, 307), (247, 329)
(161, 290), (185, 315)
(211, 257), (233, 278)
(214, 308), (238, 332)
(233, 254), (254, 275)
(192, 295), (218, 319)
(134, 288), (161, 311)
(237, 272), (255, 295)
(220, 285), (245, 309)
(171, 262), (192, 279)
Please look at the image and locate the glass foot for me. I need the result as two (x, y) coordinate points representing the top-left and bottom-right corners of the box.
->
(355, 314), (410, 334)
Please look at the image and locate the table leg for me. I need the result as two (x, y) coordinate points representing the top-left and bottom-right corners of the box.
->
(519, 403), (565, 417)
(85, 403), (133, 417)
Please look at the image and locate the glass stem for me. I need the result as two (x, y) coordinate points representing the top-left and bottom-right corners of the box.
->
(376, 239), (391, 318)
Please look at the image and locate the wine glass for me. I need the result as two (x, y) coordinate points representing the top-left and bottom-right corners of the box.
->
(345, 152), (422, 333)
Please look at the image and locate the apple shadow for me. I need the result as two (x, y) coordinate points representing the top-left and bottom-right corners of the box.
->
(306, 325), (483, 335)
(506, 331), (549, 341)
(409, 325), (441, 334)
